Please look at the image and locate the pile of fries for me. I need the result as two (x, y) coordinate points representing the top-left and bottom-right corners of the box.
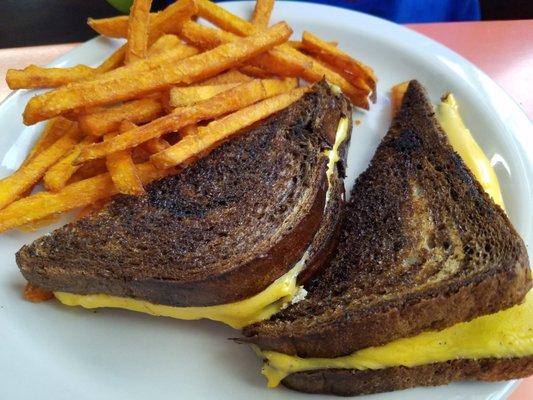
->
(0, 0), (376, 233)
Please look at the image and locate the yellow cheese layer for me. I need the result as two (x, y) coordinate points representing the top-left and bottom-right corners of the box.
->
(54, 118), (350, 329)
(260, 291), (533, 387)
(55, 253), (307, 329)
(258, 94), (523, 387)
(436, 94), (505, 209)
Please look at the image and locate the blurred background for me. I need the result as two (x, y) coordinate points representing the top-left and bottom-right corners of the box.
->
(1, 0), (532, 48)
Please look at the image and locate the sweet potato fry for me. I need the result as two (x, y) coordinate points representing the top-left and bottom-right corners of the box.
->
(0, 123), (81, 209)
(24, 283), (54, 302)
(251, 0), (274, 28)
(24, 22), (292, 124)
(126, 0), (153, 63)
(391, 81), (409, 116)
(148, 34), (181, 55)
(192, 0), (368, 106)
(151, 86), (308, 169)
(18, 214), (60, 232)
(0, 162), (174, 233)
(180, 124), (198, 137)
(142, 137), (171, 154)
(76, 77), (297, 162)
(95, 45), (126, 72)
(69, 159), (108, 182)
(179, 22), (306, 77)
(6, 65), (97, 90)
(239, 65), (273, 78)
(78, 98), (163, 136)
(301, 31), (376, 98)
(106, 121), (145, 196)
(43, 137), (95, 192)
(88, 0), (197, 39)
(21, 117), (76, 167)
(199, 69), (252, 85)
(169, 83), (240, 107)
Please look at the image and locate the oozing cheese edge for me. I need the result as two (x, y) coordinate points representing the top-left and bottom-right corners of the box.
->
(257, 95), (528, 387)
(54, 117), (350, 329)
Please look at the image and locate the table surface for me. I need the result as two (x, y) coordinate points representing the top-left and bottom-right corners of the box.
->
(0, 19), (532, 400)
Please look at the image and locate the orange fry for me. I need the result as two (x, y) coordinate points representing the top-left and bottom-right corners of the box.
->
(76, 77), (297, 162)
(24, 283), (54, 302)
(0, 162), (173, 233)
(199, 69), (253, 85)
(0, 123), (81, 209)
(169, 83), (240, 107)
(151, 86), (308, 169)
(106, 121), (145, 196)
(22, 117), (76, 167)
(148, 34), (181, 55)
(251, 0), (275, 28)
(239, 65), (273, 78)
(79, 98), (163, 136)
(24, 22), (292, 125)
(142, 137), (171, 154)
(6, 65), (97, 90)
(126, 0), (153, 63)
(95, 45), (126, 72)
(87, 0), (197, 39)
(301, 31), (376, 98)
(69, 159), (108, 182)
(391, 81), (409, 116)
(179, 22), (306, 77)
(43, 137), (95, 192)
(192, 1), (369, 106)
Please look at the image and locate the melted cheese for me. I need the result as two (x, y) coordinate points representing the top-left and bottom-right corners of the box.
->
(436, 94), (505, 209)
(54, 118), (350, 329)
(258, 94), (526, 387)
(260, 291), (533, 387)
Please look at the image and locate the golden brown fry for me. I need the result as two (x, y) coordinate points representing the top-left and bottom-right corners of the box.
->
(180, 124), (198, 137)
(148, 34), (181, 55)
(106, 121), (145, 196)
(192, 0), (368, 106)
(151, 86), (308, 169)
(0, 124), (81, 210)
(96, 45), (126, 72)
(87, 0), (197, 39)
(239, 65), (273, 78)
(7, 45), (126, 90)
(22, 117), (76, 167)
(0, 162), (173, 233)
(24, 22), (292, 125)
(6, 65), (97, 90)
(18, 214), (60, 232)
(43, 137), (95, 192)
(301, 31), (376, 98)
(179, 22), (306, 77)
(24, 283), (54, 302)
(199, 69), (253, 85)
(76, 77), (297, 162)
(78, 98), (163, 136)
(126, 0), (153, 63)
(169, 83), (240, 107)
(142, 137), (171, 154)
(70, 159), (108, 182)
(75, 199), (108, 220)
(391, 81), (409, 116)
(251, 0), (274, 28)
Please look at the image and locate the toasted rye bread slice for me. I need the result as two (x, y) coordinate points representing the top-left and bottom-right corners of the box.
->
(242, 80), (531, 356)
(282, 356), (533, 396)
(16, 81), (352, 307)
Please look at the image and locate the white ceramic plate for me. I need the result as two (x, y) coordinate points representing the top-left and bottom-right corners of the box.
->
(0, 2), (532, 399)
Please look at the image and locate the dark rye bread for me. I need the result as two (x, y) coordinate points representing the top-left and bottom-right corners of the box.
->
(16, 81), (352, 307)
(242, 80), (531, 357)
(282, 356), (533, 396)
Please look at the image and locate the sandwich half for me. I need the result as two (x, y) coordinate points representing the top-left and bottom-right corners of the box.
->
(242, 80), (533, 395)
(16, 81), (352, 329)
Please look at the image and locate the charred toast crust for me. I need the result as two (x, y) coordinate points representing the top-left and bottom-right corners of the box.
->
(16, 81), (352, 307)
(242, 80), (531, 357)
(282, 356), (533, 396)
